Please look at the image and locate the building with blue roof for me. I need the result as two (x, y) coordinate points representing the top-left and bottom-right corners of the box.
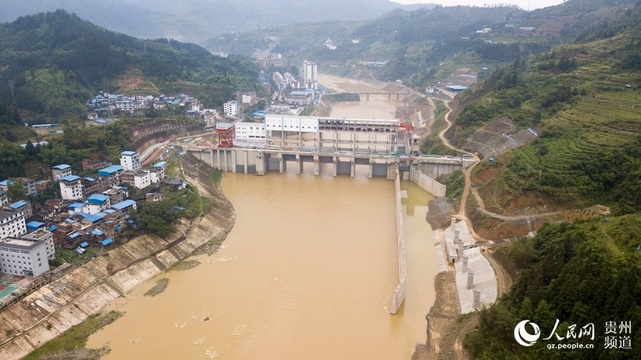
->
(85, 194), (111, 214)
(60, 175), (83, 200)
(87, 194), (110, 204)
(0, 190), (6, 207)
(68, 203), (84, 214)
(52, 164), (72, 181)
(98, 165), (124, 176)
(8, 200), (27, 209)
(8, 200), (32, 218)
(98, 165), (124, 187)
(26, 221), (45, 231)
(120, 151), (141, 171)
(111, 199), (137, 212)
(150, 162), (166, 183)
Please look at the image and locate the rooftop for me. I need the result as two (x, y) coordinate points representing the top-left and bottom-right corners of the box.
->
(52, 164), (71, 170)
(8, 200), (28, 209)
(98, 165), (124, 176)
(26, 221), (45, 229)
(154, 161), (167, 168)
(0, 210), (22, 222)
(0, 237), (45, 251)
(69, 203), (84, 209)
(60, 175), (81, 182)
(112, 199), (136, 210)
(121, 151), (138, 156)
(87, 194), (110, 205)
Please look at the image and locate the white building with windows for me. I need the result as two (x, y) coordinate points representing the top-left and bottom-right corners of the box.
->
(303, 60), (318, 90)
(223, 100), (241, 117)
(60, 175), (83, 200)
(0, 209), (26, 240)
(84, 194), (111, 215)
(150, 162), (166, 183)
(234, 122), (266, 141)
(0, 229), (54, 277)
(51, 164), (72, 182)
(120, 151), (141, 171)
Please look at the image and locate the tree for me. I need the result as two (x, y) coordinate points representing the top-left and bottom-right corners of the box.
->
(7, 179), (26, 201)
(132, 201), (180, 237)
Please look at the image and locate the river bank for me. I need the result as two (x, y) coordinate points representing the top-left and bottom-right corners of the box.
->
(0, 155), (235, 360)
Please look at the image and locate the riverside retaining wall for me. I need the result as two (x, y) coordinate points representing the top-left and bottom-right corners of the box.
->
(409, 168), (447, 197)
(0, 156), (235, 360)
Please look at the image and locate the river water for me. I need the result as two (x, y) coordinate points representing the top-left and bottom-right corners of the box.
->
(87, 74), (437, 359)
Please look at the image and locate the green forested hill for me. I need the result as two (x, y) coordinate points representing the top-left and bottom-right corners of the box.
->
(455, 4), (641, 358)
(451, 2), (641, 215)
(0, 10), (261, 123)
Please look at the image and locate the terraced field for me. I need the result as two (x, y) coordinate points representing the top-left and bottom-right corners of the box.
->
(465, 32), (641, 210)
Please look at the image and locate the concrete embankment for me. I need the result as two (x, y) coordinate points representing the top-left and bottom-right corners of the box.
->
(409, 167), (446, 198)
(390, 170), (407, 315)
(312, 97), (333, 117)
(0, 155), (235, 360)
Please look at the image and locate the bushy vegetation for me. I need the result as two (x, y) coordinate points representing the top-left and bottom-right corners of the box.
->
(0, 10), (262, 122)
(131, 185), (212, 237)
(23, 311), (123, 360)
(0, 120), (133, 180)
(465, 220), (641, 359)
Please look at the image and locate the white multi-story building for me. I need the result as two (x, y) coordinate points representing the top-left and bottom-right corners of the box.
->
(84, 194), (111, 215)
(223, 100), (241, 117)
(60, 175), (83, 200)
(234, 122), (266, 141)
(120, 151), (141, 171)
(0, 229), (54, 277)
(264, 114), (401, 153)
(150, 162), (166, 183)
(303, 60), (318, 90)
(0, 209), (26, 240)
(51, 164), (72, 181)
(121, 170), (151, 190)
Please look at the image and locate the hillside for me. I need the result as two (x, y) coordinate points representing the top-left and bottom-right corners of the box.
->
(447, 2), (641, 220)
(448, 3), (641, 358)
(206, 6), (530, 83)
(0, 10), (261, 123)
(0, 0), (427, 44)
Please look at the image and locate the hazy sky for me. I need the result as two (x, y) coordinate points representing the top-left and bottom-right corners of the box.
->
(392, 0), (565, 11)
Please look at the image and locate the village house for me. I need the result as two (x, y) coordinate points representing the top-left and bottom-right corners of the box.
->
(51, 164), (72, 182)
(98, 165), (124, 188)
(59, 175), (83, 200)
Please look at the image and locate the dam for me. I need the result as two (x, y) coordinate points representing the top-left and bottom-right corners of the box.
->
(185, 113), (472, 182)
(83, 74), (443, 359)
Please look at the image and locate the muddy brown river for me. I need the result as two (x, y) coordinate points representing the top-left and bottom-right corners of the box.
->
(87, 74), (437, 359)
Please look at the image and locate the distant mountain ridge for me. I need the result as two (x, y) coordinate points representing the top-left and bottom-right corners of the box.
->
(0, 0), (434, 44)
(0, 10), (261, 122)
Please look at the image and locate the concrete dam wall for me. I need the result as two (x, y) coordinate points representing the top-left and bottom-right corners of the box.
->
(409, 168), (447, 198)
(390, 170), (408, 315)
